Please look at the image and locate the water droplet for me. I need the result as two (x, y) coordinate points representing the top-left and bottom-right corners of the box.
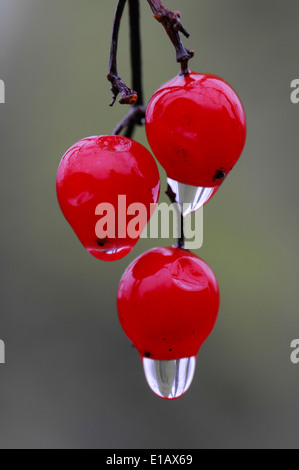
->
(167, 178), (217, 217)
(88, 245), (131, 261)
(143, 356), (196, 400)
(103, 248), (126, 255)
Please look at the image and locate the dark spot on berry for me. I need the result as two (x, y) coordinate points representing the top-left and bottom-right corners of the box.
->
(213, 169), (226, 182)
(162, 338), (166, 341)
(169, 349), (172, 352)
(193, 330), (196, 334)
(145, 352), (151, 358)
(97, 240), (105, 247)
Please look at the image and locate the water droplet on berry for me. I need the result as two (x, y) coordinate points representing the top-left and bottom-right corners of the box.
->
(167, 178), (217, 217)
(103, 248), (126, 255)
(142, 356), (196, 400)
(88, 245), (132, 261)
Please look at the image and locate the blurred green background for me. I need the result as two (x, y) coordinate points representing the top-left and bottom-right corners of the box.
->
(0, 0), (298, 449)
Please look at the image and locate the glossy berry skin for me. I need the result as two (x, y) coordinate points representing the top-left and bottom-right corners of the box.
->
(146, 71), (246, 188)
(56, 136), (160, 261)
(117, 247), (220, 360)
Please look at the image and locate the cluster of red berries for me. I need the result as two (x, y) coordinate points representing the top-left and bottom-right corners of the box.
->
(57, 72), (246, 399)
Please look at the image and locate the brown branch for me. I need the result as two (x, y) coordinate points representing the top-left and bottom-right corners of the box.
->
(108, 0), (194, 135)
(113, 104), (146, 137)
(112, 0), (146, 138)
(146, 0), (194, 76)
(128, 0), (143, 106)
(107, 0), (138, 107)
(166, 184), (186, 250)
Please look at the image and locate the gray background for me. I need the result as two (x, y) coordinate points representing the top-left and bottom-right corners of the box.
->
(0, 0), (298, 449)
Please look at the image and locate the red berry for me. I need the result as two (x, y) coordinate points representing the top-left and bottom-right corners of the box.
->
(145, 71), (246, 188)
(117, 247), (220, 361)
(56, 136), (160, 261)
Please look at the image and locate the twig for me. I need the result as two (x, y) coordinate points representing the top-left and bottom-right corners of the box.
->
(108, 0), (193, 135)
(129, 0), (143, 106)
(112, 104), (146, 137)
(166, 184), (186, 250)
(146, 0), (194, 76)
(107, 0), (138, 107)
(112, 0), (146, 137)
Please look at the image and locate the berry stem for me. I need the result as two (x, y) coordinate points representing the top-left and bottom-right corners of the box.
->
(111, 0), (146, 138)
(112, 104), (145, 137)
(166, 184), (186, 250)
(146, 0), (194, 76)
(107, 0), (138, 107)
(108, 0), (194, 136)
(177, 212), (186, 250)
(129, 0), (143, 107)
